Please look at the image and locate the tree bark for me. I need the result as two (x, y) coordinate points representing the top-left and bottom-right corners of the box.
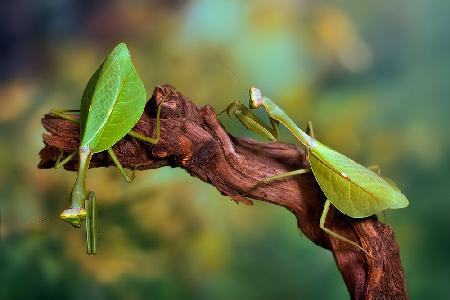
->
(38, 85), (408, 299)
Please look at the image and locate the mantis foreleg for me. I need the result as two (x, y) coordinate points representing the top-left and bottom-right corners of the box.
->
(59, 148), (97, 254)
(85, 192), (97, 254)
(221, 103), (311, 183)
(220, 101), (279, 141)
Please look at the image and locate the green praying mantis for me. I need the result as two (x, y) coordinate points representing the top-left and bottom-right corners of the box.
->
(222, 86), (409, 257)
(50, 43), (163, 254)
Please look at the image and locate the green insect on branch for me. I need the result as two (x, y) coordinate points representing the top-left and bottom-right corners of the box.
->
(222, 86), (409, 259)
(38, 85), (408, 299)
(52, 43), (163, 254)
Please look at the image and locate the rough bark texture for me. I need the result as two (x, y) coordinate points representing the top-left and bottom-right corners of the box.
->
(38, 85), (408, 299)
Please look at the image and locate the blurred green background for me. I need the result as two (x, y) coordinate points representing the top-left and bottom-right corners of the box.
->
(1, 0), (449, 299)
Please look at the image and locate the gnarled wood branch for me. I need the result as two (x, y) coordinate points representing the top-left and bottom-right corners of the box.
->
(38, 85), (408, 299)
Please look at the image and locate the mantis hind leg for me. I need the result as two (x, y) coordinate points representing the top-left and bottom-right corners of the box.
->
(107, 148), (135, 183)
(320, 200), (374, 259)
(85, 192), (97, 254)
(55, 149), (78, 169)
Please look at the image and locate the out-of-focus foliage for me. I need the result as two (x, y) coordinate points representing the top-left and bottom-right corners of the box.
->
(1, 0), (449, 299)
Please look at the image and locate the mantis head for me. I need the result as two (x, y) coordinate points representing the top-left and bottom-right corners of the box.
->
(59, 208), (87, 228)
(249, 86), (263, 109)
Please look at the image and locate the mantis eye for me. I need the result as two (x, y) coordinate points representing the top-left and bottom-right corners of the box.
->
(249, 86), (263, 109)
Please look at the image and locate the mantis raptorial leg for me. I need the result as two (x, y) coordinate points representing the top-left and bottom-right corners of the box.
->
(59, 146), (92, 229)
(85, 192), (97, 254)
(59, 147), (97, 254)
(220, 101), (279, 141)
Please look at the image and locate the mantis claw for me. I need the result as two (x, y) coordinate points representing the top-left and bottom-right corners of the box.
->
(219, 101), (239, 118)
(220, 100), (278, 141)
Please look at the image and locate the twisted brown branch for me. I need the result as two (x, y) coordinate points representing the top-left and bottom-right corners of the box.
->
(38, 85), (408, 299)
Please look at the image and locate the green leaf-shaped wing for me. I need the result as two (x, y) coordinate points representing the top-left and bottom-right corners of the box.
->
(309, 141), (409, 218)
(79, 43), (147, 153)
(79, 64), (102, 139)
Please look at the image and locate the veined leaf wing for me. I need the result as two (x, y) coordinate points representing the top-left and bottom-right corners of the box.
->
(309, 141), (409, 218)
(79, 64), (102, 138)
(80, 43), (147, 153)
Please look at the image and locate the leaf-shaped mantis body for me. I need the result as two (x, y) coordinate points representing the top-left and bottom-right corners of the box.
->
(244, 87), (409, 218)
(80, 43), (147, 152)
(56, 43), (155, 254)
(221, 86), (409, 256)
(308, 141), (409, 218)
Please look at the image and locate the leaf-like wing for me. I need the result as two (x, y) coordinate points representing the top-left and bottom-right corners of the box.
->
(309, 141), (409, 218)
(79, 64), (102, 138)
(80, 43), (147, 153)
